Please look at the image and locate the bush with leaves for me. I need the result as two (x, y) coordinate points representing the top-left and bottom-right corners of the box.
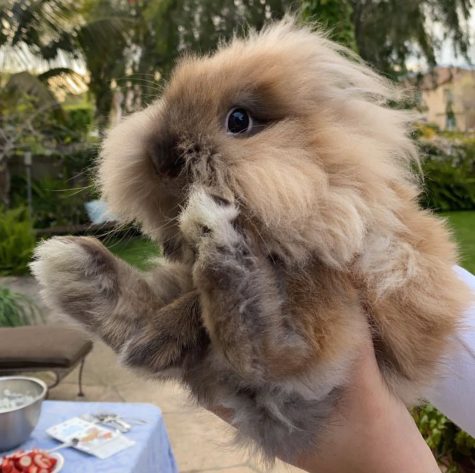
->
(0, 286), (42, 327)
(31, 176), (92, 228)
(8, 111), (98, 230)
(419, 136), (475, 212)
(63, 105), (94, 137)
(420, 158), (475, 211)
(0, 207), (35, 276)
(414, 404), (475, 473)
(11, 174), (94, 229)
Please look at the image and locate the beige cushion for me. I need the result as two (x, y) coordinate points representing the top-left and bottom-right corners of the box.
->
(0, 325), (93, 369)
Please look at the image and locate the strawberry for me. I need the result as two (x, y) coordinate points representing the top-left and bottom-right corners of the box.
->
(1, 458), (13, 473)
(18, 456), (32, 469)
(32, 456), (49, 470)
(1, 450), (59, 473)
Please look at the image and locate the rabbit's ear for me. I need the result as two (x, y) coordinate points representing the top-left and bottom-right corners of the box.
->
(119, 291), (207, 376)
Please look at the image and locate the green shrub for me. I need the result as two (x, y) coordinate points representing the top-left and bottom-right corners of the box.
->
(0, 207), (35, 275)
(11, 176), (93, 229)
(420, 158), (475, 211)
(64, 106), (94, 136)
(414, 404), (475, 472)
(29, 177), (92, 228)
(0, 286), (42, 327)
(413, 122), (441, 140)
(419, 136), (475, 212)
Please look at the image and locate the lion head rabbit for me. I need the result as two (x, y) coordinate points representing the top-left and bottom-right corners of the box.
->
(31, 18), (471, 462)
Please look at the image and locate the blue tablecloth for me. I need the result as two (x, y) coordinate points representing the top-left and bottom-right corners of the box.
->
(11, 401), (178, 473)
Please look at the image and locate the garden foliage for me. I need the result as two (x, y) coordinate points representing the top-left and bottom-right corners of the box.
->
(0, 286), (42, 327)
(414, 404), (475, 472)
(418, 131), (475, 212)
(0, 207), (35, 276)
(5, 95), (97, 229)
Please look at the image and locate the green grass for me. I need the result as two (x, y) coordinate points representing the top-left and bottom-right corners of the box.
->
(105, 237), (160, 270)
(443, 211), (475, 274)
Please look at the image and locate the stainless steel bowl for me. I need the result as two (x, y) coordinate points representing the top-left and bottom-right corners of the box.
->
(0, 376), (47, 451)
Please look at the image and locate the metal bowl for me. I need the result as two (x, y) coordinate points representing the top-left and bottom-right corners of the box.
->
(0, 377), (47, 452)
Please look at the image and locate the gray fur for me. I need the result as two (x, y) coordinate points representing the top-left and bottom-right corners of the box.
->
(31, 193), (340, 463)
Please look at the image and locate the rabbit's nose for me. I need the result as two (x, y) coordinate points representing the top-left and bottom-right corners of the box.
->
(148, 135), (185, 178)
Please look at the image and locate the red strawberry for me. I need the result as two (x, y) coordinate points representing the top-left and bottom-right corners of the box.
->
(1, 458), (13, 473)
(32, 456), (49, 470)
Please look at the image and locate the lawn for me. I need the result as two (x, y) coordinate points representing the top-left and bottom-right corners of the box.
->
(105, 236), (160, 270)
(105, 211), (475, 273)
(443, 211), (475, 274)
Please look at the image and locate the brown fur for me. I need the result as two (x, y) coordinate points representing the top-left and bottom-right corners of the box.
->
(31, 18), (471, 462)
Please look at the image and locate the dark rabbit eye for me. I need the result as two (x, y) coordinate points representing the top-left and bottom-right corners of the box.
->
(226, 108), (253, 135)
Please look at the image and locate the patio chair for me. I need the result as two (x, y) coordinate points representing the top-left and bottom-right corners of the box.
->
(0, 325), (93, 396)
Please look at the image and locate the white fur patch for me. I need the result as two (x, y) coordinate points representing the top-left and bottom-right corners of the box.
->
(179, 186), (240, 248)
(357, 231), (420, 298)
(30, 238), (92, 305)
(31, 238), (89, 278)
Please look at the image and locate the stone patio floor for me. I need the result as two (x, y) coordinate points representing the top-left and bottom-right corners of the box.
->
(2, 277), (304, 473)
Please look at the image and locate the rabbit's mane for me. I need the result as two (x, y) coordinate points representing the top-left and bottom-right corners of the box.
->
(98, 18), (421, 272)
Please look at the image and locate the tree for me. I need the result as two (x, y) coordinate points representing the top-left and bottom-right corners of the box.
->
(0, 0), (78, 61)
(1, 0), (289, 122)
(1, 0), (128, 130)
(300, 1), (473, 78)
(350, 0), (473, 78)
(0, 3), (94, 206)
(2, 0), (472, 125)
(0, 76), (60, 207)
(300, 0), (357, 50)
(105, 0), (290, 112)
(126, 0), (288, 81)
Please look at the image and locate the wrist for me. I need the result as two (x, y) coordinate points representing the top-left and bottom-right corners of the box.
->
(294, 400), (440, 473)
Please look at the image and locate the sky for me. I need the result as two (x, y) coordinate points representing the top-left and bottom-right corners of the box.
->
(434, 10), (475, 67)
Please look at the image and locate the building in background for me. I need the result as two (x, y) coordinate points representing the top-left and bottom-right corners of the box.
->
(415, 67), (475, 132)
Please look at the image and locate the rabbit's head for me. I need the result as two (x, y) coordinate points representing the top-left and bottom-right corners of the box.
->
(99, 18), (418, 268)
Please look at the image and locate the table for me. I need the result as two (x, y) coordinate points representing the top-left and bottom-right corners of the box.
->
(13, 401), (178, 473)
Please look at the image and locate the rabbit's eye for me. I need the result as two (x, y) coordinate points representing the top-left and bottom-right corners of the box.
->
(226, 108), (253, 135)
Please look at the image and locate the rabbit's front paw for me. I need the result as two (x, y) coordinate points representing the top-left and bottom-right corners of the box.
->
(30, 236), (119, 329)
(179, 186), (241, 250)
(179, 186), (256, 289)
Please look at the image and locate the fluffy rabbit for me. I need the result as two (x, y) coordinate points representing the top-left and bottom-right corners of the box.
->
(31, 18), (471, 462)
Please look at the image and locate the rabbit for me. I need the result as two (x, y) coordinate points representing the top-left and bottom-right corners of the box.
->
(31, 18), (472, 463)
